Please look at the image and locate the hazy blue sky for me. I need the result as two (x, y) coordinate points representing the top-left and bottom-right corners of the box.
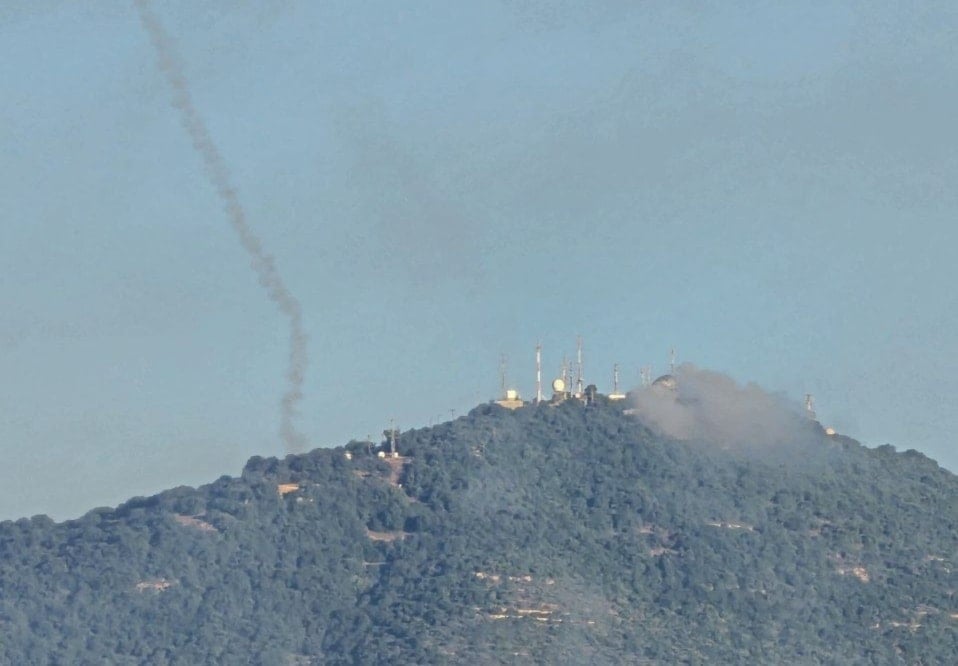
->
(2, 1), (956, 520)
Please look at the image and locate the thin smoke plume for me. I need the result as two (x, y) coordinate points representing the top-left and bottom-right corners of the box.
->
(134, 0), (307, 452)
(629, 364), (819, 454)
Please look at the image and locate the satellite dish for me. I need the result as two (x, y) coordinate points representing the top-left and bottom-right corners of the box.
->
(552, 378), (566, 393)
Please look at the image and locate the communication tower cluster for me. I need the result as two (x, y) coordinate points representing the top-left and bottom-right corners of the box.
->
(487, 343), (836, 437)
(494, 337), (635, 406)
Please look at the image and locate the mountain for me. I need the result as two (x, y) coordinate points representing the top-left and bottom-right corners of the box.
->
(1, 397), (955, 664)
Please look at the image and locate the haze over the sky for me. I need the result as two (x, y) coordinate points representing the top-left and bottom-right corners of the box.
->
(2, 1), (956, 520)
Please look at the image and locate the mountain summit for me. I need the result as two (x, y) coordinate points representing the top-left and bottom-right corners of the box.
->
(1, 398), (955, 663)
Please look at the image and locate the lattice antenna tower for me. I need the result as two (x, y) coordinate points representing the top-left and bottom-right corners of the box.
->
(613, 363), (620, 394)
(805, 394), (816, 420)
(669, 347), (676, 374)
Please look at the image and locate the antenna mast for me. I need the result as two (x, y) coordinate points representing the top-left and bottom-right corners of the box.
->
(641, 366), (652, 387)
(535, 343), (543, 403)
(575, 335), (584, 397)
(805, 394), (816, 420)
(669, 347), (676, 374)
(608, 362), (627, 400)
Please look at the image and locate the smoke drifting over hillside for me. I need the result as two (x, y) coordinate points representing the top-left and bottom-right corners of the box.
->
(134, 0), (307, 452)
(630, 365), (818, 453)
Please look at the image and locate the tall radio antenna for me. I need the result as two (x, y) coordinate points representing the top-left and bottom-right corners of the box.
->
(575, 335), (584, 397)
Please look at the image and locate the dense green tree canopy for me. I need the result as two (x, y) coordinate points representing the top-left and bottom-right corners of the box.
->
(0, 400), (955, 663)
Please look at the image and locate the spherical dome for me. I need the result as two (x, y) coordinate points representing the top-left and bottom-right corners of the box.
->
(651, 374), (678, 391)
(552, 378), (566, 393)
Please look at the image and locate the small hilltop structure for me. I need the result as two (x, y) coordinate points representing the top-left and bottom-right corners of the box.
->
(495, 389), (524, 410)
(494, 354), (525, 410)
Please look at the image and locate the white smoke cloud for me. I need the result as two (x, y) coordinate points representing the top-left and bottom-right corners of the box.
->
(629, 364), (819, 453)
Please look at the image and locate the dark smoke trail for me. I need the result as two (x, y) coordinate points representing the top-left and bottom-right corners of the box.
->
(134, 0), (307, 452)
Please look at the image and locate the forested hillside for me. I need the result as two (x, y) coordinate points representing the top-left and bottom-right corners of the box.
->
(1, 398), (955, 664)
